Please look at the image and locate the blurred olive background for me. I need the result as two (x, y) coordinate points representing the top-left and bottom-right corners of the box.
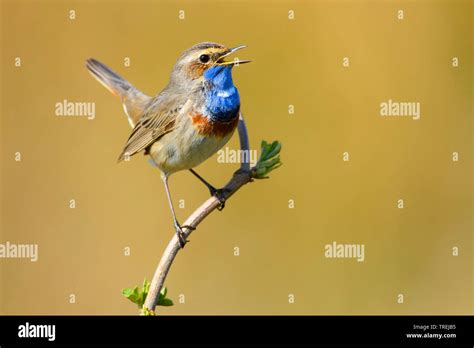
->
(1, 0), (472, 315)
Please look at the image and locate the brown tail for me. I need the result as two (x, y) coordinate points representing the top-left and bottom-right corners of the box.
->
(86, 58), (151, 127)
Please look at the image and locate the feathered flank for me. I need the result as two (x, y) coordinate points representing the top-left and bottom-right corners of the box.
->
(117, 99), (192, 162)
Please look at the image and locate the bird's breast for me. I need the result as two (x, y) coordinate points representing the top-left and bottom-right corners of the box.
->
(192, 83), (240, 138)
(150, 108), (236, 174)
(190, 111), (239, 138)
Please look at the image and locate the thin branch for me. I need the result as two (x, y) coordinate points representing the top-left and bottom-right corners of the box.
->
(143, 113), (253, 313)
(237, 112), (250, 172)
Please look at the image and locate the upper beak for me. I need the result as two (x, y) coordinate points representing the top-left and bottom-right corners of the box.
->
(217, 45), (251, 66)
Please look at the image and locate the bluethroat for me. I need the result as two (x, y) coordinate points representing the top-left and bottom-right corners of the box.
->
(86, 42), (250, 248)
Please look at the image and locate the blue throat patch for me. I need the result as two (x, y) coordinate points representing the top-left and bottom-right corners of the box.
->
(203, 65), (240, 122)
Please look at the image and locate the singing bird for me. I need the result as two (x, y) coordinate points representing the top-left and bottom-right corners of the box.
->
(86, 42), (250, 248)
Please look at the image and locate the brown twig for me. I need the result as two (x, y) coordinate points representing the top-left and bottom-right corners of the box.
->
(143, 112), (254, 313)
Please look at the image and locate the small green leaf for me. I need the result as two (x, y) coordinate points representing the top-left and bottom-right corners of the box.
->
(260, 141), (269, 159)
(266, 142), (281, 159)
(122, 279), (151, 308)
(158, 298), (174, 307)
(157, 286), (174, 307)
(122, 288), (133, 298)
(265, 156), (281, 169)
(254, 140), (282, 179)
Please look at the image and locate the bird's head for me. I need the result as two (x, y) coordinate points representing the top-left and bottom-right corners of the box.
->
(170, 42), (250, 88)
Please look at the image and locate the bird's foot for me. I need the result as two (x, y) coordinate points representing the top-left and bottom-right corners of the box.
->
(174, 223), (195, 248)
(209, 187), (231, 211)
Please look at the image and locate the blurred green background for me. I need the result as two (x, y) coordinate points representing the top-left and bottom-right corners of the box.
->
(1, 0), (472, 314)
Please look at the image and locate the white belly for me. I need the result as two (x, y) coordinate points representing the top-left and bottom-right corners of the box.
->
(149, 115), (234, 175)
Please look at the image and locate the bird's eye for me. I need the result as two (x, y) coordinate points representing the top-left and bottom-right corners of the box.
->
(199, 54), (210, 63)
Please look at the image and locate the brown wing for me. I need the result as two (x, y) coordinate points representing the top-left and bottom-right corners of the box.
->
(117, 98), (191, 162)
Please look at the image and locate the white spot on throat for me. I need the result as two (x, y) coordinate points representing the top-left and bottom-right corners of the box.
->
(216, 90), (231, 98)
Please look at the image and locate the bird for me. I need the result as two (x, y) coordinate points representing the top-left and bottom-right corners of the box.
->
(86, 42), (250, 248)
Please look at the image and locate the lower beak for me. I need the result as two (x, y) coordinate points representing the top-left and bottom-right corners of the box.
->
(217, 45), (251, 66)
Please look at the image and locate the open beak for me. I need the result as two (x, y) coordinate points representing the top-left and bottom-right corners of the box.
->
(217, 45), (251, 66)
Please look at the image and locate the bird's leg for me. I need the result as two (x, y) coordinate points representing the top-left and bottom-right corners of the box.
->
(189, 169), (228, 210)
(189, 169), (218, 194)
(161, 173), (195, 248)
